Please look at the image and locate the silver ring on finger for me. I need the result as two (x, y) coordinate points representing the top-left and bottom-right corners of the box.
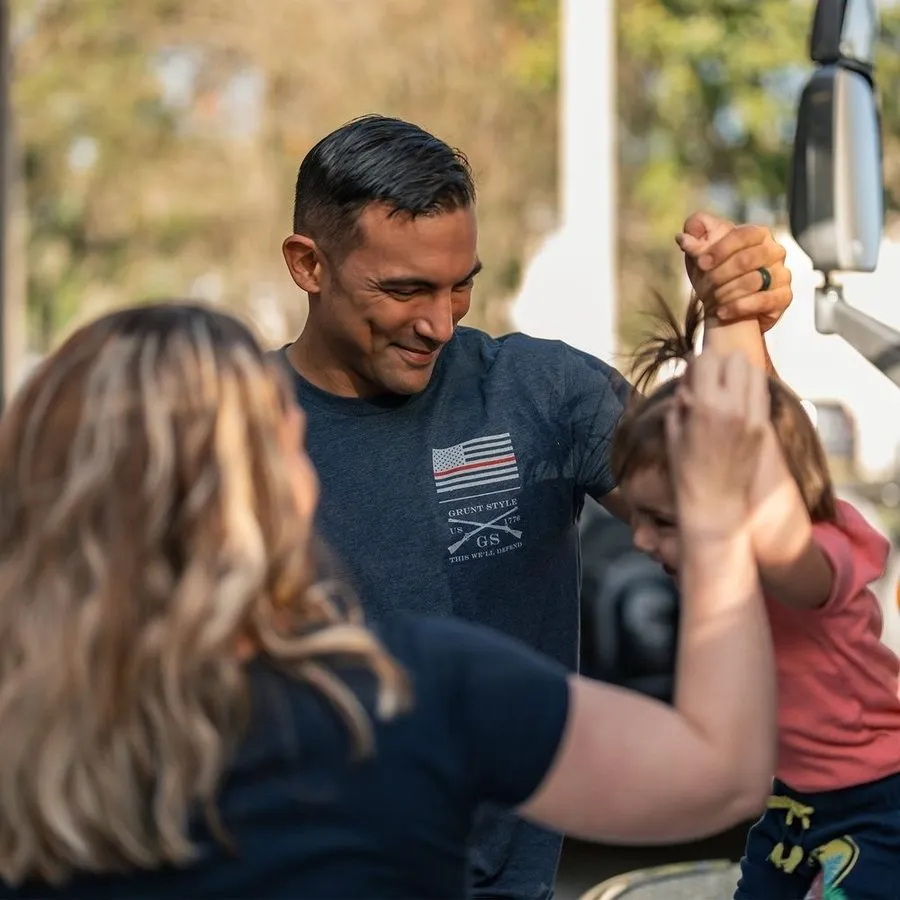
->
(757, 266), (772, 291)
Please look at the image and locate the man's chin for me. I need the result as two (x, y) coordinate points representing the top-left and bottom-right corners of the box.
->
(378, 364), (437, 397)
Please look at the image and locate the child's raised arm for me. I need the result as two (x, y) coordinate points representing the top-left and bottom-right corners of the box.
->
(678, 222), (834, 610)
(746, 429), (834, 609)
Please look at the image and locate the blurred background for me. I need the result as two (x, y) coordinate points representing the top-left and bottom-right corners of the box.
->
(7, 0), (900, 507)
(6, 0), (900, 893)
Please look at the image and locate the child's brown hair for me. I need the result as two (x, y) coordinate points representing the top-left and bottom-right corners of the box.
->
(611, 295), (837, 524)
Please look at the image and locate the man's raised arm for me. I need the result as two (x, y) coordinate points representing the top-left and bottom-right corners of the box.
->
(597, 213), (792, 520)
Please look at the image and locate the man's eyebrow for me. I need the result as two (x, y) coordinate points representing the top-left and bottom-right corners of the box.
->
(373, 275), (437, 291)
(463, 260), (484, 283)
(372, 260), (483, 291)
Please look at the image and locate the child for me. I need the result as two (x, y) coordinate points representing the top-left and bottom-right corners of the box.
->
(612, 296), (900, 900)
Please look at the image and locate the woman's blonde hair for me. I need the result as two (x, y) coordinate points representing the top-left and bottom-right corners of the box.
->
(611, 294), (837, 524)
(0, 302), (409, 886)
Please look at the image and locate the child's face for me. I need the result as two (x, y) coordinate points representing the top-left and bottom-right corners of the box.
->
(620, 466), (681, 577)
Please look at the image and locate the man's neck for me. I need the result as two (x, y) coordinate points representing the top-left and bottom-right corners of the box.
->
(287, 330), (366, 398)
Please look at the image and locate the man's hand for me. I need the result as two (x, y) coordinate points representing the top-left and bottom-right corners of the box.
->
(677, 212), (792, 333)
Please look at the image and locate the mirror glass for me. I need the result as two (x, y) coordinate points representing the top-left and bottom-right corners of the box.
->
(789, 64), (883, 273)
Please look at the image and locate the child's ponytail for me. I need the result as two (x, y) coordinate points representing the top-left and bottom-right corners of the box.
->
(631, 293), (704, 395)
(613, 293), (837, 525)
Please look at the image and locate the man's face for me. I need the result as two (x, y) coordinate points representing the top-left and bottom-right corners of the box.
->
(306, 203), (480, 397)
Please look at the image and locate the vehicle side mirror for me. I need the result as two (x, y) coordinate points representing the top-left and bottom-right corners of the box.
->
(811, 0), (879, 72)
(789, 64), (883, 272)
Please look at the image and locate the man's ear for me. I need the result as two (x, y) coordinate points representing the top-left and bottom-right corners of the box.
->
(283, 234), (325, 293)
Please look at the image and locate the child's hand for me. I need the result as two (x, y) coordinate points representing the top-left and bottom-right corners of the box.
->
(677, 212), (734, 262)
(667, 351), (769, 534)
(676, 212), (735, 315)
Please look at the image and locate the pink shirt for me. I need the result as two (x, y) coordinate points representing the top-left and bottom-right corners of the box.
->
(770, 500), (900, 793)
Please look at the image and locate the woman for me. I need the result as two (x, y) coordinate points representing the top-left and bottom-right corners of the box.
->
(0, 303), (774, 899)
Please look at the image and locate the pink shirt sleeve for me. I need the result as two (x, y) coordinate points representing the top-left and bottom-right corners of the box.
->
(773, 500), (900, 793)
(812, 500), (890, 612)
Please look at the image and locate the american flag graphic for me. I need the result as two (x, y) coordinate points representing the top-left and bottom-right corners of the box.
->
(432, 433), (519, 495)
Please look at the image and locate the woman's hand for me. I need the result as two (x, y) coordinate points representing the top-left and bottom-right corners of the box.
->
(668, 351), (770, 534)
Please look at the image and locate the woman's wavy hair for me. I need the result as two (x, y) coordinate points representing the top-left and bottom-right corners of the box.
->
(611, 294), (837, 524)
(0, 302), (409, 886)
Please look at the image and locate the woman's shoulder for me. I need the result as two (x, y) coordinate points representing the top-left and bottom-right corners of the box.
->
(238, 614), (570, 823)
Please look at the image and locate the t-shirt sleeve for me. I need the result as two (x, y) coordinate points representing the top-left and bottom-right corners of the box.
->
(812, 500), (890, 612)
(561, 343), (634, 499)
(401, 615), (571, 808)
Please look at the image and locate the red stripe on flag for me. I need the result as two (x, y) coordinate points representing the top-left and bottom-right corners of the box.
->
(434, 454), (516, 479)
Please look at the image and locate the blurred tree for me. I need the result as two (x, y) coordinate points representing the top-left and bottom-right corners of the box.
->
(615, 0), (813, 345)
(10, 0), (900, 359)
(620, 0), (900, 347)
(10, 0), (562, 352)
(876, 7), (900, 213)
(506, 0), (900, 349)
(13, 0), (180, 347)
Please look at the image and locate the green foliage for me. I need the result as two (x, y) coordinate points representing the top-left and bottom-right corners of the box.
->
(13, 0), (182, 344)
(616, 0), (900, 346)
(10, 0), (900, 355)
(11, 0), (566, 347)
(503, 0), (559, 93)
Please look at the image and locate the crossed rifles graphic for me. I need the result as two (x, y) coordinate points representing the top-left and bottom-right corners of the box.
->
(447, 505), (522, 555)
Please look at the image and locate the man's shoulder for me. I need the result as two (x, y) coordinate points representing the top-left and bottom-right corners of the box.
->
(449, 327), (628, 392)
(449, 326), (574, 377)
(454, 325), (567, 355)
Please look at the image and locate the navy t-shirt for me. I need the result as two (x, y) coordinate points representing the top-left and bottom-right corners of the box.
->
(0, 614), (570, 900)
(289, 327), (631, 899)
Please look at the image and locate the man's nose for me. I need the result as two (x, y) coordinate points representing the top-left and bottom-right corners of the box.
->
(415, 293), (455, 345)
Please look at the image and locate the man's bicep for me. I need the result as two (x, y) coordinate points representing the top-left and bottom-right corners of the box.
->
(564, 347), (634, 497)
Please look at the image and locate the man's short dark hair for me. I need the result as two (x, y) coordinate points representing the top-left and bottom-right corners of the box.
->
(292, 115), (476, 256)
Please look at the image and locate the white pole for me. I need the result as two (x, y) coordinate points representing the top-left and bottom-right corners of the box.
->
(509, 0), (617, 361)
(559, 0), (617, 359)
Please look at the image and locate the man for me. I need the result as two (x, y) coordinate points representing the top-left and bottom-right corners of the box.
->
(280, 114), (791, 900)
